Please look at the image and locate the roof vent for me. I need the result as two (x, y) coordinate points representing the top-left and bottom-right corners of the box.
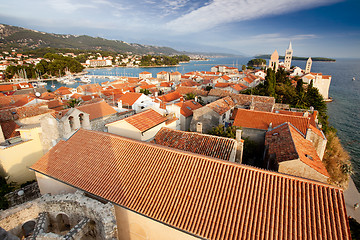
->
(305, 154), (313, 160)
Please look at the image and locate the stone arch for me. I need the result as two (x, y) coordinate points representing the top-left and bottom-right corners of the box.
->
(22, 220), (36, 238)
(56, 213), (71, 233)
(68, 116), (75, 131)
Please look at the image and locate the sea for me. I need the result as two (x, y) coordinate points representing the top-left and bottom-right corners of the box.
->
(45, 57), (360, 189)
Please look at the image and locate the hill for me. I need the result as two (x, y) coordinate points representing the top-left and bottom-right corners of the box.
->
(0, 24), (181, 55)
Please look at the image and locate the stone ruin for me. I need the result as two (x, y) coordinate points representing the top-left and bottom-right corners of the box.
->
(0, 191), (117, 239)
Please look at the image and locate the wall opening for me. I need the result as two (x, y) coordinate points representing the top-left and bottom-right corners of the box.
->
(22, 220), (36, 238)
(56, 213), (71, 233)
(79, 113), (84, 128)
(68, 116), (75, 131)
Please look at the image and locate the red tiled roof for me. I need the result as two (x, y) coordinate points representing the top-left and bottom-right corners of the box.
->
(40, 92), (57, 100)
(160, 82), (171, 87)
(152, 127), (236, 161)
(221, 75), (231, 81)
(175, 100), (202, 117)
(76, 100), (116, 120)
(207, 96), (235, 115)
(158, 91), (182, 102)
(233, 108), (310, 135)
(231, 83), (248, 91)
(0, 85), (15, 92)
(0, 120), (20, 139)
(170, 71), (181, 75)
(118, 92), (142, 106)
(208, 89), (231, 97)
(266, 123), (329, 177)
(124, 109), (167, 132)
(175, 86), (208, 96)
(77, 83), (102, 93)
(214, 82), (234, 88)
(139, 71), (151, 74)
(31, 129), (351, 240)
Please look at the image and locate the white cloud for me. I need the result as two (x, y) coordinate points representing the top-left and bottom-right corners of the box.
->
(47, 0), (96, 13)
(166, 0), (341, 33)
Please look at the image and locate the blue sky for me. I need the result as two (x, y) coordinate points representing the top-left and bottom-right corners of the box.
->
(0, 0), (359, 58)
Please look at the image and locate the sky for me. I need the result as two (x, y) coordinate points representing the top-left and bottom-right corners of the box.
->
(0, 0), (359, 58)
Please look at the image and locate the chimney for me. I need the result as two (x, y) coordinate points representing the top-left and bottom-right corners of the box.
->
(180, 96), (184, 102)
(195, 96), (198, 102)
(236, 129), (242, 142)
(118, 100), (122, 108)
(196, 122), (203, 133)
(268, 122), (273, 131)
(303, 111), (309, 117)
(155, 92), (158, 97)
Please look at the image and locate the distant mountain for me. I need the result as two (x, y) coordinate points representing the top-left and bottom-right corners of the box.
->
(0, 24), (182, 55)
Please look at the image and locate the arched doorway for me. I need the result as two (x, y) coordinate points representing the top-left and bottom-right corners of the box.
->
(56, 213), (71, 233)
(22, 220), (36, 238)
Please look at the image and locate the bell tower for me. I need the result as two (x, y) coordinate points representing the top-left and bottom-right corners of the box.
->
(305, 57), (312, 74)
(284, 41), (293, 70)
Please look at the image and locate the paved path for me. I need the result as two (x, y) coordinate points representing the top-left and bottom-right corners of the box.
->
(343, 177), (360, 222)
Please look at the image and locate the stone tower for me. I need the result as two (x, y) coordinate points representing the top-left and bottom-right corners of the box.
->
(284, 41), (293, 70)
(268, 50), (279, 72)
(305, 57), (312, 74)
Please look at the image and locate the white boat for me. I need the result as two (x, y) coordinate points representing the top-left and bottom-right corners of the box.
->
(80, 76), (91, 83)
(352, 77), (355, 81)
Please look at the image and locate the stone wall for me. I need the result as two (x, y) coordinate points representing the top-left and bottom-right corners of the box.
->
(5, 182), (40, 208)
(92, 111), (135, 132)
(0, 191), (117, 240)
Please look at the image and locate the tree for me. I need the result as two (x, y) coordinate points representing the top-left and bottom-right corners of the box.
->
(140, 88), (151, 95)
(67, 99), (81, 108)
(185, 92), (196, 100)
(207, 125), (240, 139)
(242, 65), (246, 71)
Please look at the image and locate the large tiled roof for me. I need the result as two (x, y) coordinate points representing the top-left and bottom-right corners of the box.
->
(158, 91), (182, 102)
(76, 100), (117, 120)
(233, 108), (310, 135)
(175, 100), (202, 117)
(230, 93), (275, 105)
(206, 96), (235, 115)
(0, 120), (20, 139)
(124, 109), (167, 132)
(266, 123), (329, 177)
(118, 92), (142, 106)
(31, 129), (350, 240)
(152, 127), (236, 161)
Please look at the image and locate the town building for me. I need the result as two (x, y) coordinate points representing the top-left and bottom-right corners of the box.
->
(106, 108), (177, 141)
(30, 129), (351, 240)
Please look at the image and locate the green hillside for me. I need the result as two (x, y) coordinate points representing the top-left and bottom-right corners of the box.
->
(0, 24), (181, 55)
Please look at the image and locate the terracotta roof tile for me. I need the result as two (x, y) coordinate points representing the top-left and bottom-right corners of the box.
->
(175, 86), (208, 96)
(266, 123), (329, 177)
(233, 108), (310, 135)
(158, 91), (182, 102)
(118, 92), (143, 106)
(0, 120), (20, 139)
(124, 109), (167, 132)
(207, 96), (235, 115)
(31, 129), (351, 240)
(175, 100), (202, 117)
(152, 127), (236, 161)
(76, 100), (116, 120)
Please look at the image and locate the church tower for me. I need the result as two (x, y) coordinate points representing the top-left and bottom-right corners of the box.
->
(268, 50), (279, 72)
(284, 41), (293, 70)
(305, 57), (312, 74)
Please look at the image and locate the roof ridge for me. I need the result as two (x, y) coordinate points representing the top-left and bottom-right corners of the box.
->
(67, 129), (341, 190)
